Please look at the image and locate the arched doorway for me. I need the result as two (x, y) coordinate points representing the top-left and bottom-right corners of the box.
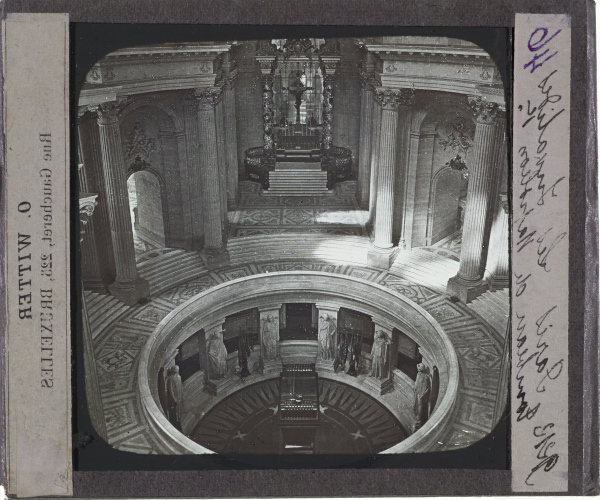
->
(426, 167), (468, 246)
(127, 170), (166, 254)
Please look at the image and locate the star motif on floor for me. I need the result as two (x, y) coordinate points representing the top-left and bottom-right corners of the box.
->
(233, 430), (246, 441)
(319, 405), (328, 414)
(351, 429), (365, 441)
(270, 405), (278, 415)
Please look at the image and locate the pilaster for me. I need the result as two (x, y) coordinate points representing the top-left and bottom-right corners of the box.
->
(96, 100), (150, 306)
(79, 193), (108, 441)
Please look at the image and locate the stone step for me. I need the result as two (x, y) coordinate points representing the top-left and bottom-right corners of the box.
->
(468, 289), (510, 337)
(267, 169), (329, 196)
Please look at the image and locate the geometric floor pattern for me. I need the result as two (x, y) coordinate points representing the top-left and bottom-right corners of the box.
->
(190, 378), (407, 454)
(85, 190), (507, 455)
(229, 181), (367, 237)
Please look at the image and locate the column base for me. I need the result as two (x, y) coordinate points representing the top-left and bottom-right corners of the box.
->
(446, 275), (488, 303)
(367, 245), (397, 270)
(200, 246), (230, 270)
(108, 276), (150, 306)
(259, 357), (283, 375)
(363, 375), (394, 395)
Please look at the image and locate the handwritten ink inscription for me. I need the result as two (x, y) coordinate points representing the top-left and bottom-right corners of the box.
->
(513, 15), (570, 492)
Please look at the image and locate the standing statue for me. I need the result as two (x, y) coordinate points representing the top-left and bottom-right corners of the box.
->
(166, 365), (183, 432)
(413, 363), (432, 432)
(318, 314), (336, 360)
(206, 328), (228, 379)
(370, 330), (391, 379)
(261, 314), (278, 360)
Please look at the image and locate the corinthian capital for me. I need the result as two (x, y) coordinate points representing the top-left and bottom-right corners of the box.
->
(95, 100), (126, 125)
(374, 88), (415, 109)
(193, 86), (223, 109)
(468, 97), (502, 124)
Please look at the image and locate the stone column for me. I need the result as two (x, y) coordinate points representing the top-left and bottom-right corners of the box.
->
(315, 303), (340, 373)
(394, 94), (416, 248)
(215, 95), (228, 224)
(195, 88), (230, 269)
(79, 193), (108, 441)
(222, 60), (240, 209)
(447, 98), (503, 303)
(181, 95), (204, 250)
(258, 304), (282, 374)
(368, 98), (383, 224)
(367, 88), (405, 269)
(357, 62), (377, 209)
(490, 194), (510, 289)
(363, 318), (395, 395)
(96, 101), (150, 306)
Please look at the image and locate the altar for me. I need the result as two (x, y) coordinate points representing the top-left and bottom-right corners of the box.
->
(244, 39), (352, 195)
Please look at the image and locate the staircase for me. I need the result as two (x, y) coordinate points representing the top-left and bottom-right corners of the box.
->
(265, 169), (330, 196)
(468, 288), (510, 337)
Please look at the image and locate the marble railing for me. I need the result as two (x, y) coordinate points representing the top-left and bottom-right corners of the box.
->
(138, 271), (459, 454)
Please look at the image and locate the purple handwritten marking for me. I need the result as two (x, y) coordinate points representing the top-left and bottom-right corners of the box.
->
(524, 28), (562, 74)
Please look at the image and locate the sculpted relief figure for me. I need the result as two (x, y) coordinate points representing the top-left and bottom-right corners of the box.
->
(413, 363), (432, 432)
(318, 314), (336, 360)
(370, 330), (391, 379)
(261, 314), (278, 360)
(206, 328), (228, 379)
(166, 365), (184, 432)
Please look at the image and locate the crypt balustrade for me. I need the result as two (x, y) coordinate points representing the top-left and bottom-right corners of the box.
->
(138, 271), (459, 455)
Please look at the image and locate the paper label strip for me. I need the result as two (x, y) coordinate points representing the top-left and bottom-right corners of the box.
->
(512, 13), (571, 493)
(3, 13), (72, 497)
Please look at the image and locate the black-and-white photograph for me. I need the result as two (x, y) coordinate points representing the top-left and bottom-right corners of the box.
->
(77, 35), (509, 456)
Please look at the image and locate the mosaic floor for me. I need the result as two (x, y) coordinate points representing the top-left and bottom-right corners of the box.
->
(229, 181), (367, 237)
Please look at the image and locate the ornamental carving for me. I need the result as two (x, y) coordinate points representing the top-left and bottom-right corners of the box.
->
(317, 39), (340, 56)
(468, 96), (502, 124)
(359, 69), (381, 91)
(193, 86), (223, 108)
(95, 100), (126, 124)
(124, 121), (157, 167)
(256, 39), (279, 57)
(374, 88), (415, 109)
(437, 116), (475, 157)
(282, 39), (314, 58)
